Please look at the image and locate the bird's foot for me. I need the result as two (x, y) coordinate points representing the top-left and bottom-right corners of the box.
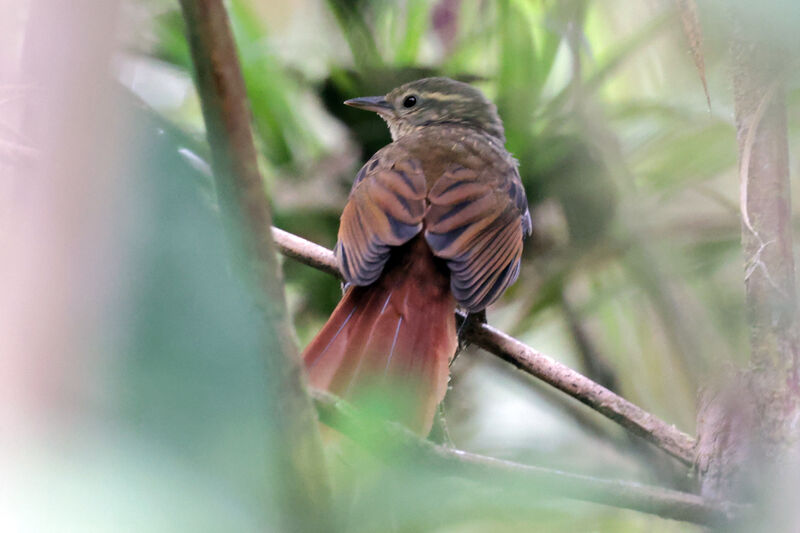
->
(451, 309), (486, 366)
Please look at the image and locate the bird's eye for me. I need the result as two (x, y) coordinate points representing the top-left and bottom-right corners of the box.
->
(403, 95), (417, 108)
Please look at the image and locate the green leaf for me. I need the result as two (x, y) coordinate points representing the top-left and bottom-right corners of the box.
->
(395, 0), (430, 65)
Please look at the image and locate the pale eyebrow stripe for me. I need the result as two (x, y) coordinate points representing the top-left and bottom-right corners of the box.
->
(420, 91), (471, 103)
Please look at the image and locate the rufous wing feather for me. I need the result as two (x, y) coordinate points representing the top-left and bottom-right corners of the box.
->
(425, 163), (531, 312)
(336, 146), (427, 287)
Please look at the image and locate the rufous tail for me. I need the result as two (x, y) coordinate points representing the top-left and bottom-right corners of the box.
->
(303, 236), (457, 435)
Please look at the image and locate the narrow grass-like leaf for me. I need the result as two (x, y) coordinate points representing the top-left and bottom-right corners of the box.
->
(228, 0), (322, 167)
(326, 0), (384, 71)
(675, 0), (711, 110)
(395, 0), (430, 65)
(497, 0), (539, 155)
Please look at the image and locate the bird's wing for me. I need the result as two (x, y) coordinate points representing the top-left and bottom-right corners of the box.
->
(425, 162), (531, 312)
(336, 144), (427, 286)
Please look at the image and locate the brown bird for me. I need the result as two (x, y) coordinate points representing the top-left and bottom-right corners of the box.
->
(303, 77), (531, 434)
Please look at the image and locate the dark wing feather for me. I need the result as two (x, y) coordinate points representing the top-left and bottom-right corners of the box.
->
(425, 163), (530, 312)
(336, 145), (427, 286)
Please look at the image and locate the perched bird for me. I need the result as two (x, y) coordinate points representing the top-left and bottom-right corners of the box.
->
(303, 77), (531, 434)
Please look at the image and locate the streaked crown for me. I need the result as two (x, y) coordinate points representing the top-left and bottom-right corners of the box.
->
(345, 77), (505, 142)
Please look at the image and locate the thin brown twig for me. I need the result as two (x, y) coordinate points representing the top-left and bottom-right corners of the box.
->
(561, 293), (620, 392)
(178, 1), (330, 528)
(271, 226), (699, 466)
(460, 313), (697, 465)
(560, 294), (691, 489)
(273, 226), (342, 279)
(311, 388), (736, 527)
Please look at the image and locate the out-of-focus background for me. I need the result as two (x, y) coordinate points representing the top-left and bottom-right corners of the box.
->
(2, 0), (799, 531)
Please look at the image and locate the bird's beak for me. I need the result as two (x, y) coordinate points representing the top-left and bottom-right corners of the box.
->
(344, 96), (392, 114)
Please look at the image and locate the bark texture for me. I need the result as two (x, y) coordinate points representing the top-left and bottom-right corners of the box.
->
(179, 2), (330, 530)
(733, 34), (800, 464)
(698, 11), (800, 512)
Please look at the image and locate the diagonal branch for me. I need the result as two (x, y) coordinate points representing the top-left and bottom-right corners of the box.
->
(272, 227), (698, 466)
(459, 315), (697, 465)
(311, 388), (736, 527)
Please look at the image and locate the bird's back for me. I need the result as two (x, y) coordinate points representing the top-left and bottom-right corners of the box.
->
(399, 125), (517, 191)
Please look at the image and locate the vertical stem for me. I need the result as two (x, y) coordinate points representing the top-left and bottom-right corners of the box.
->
(178, 1), (330, 530)
(733, 34), (800, 456)
(686, 16), (800, 510)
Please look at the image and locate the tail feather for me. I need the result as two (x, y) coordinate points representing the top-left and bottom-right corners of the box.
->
(303, 237), (457, 434)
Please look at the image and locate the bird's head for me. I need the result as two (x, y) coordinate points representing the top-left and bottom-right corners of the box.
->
(344, 77), (505, 142)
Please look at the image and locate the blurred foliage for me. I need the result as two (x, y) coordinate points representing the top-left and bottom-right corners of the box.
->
(82, 94), (279, 531)
(116, 0), (800, 530)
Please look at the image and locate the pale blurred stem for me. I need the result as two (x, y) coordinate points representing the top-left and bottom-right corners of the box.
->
(560, 294), (689, 487)
(566, 0), (587, 106)
(698, 28), (800, 503)
(311, 388), (737, 526)
(325, 0), (383, 71)
(178, 1), (331, 529)
(733, 39), (800, 455)
(501, 359), (620, 443)
(624, 246), (703, 392)
(561, 294), (619, 392)
(490, 359), (669, 479)
(271, 228), (698, 466)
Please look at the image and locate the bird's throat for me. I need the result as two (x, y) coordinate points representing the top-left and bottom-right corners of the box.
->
(383, 116), (421, 142)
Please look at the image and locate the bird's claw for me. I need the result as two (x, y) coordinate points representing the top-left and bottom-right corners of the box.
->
(451, 309), (486, 366)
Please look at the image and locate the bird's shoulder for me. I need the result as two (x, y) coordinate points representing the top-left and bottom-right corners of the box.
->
(389, 125), (516, 189)
(340, 126), (530, 308)
(402, 125), (514, 167)
(355, 127), (527, 223)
